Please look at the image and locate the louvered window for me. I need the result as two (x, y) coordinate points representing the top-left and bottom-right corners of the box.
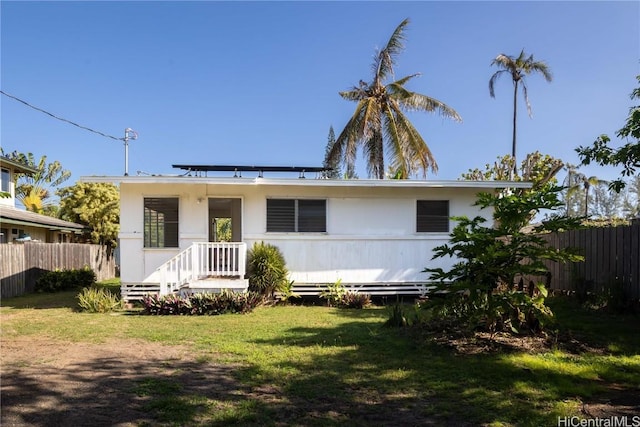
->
(144, 197), (179, 247)
(267, 199), (326, 232)
(417, 200), (449, 232)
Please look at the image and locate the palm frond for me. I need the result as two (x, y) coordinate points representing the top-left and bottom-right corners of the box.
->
(373, 18), (409, 84)
(383, 101), (438, 178)
(391, 103), (438, 177)
(489, 70), (508, 98)
(363, 130), (385, 179)
(330, 99), (381, 175)
(529, 62), (553, 82)
(490, 54), (515, 70)
(339, 90), (364, 102)
(388, 73), (421, 88)
(381, 102), (406, 178)
(387, 82), (413, 99)
(520, 80), (532, 117)
(399, 92), (462, 121)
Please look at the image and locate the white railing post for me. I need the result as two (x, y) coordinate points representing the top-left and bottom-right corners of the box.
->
(159, 265), (167, 295)
(192, 243), (200, 281)
(239, 243), (246, 278)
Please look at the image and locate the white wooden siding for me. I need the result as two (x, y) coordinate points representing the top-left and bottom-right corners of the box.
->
(118, 181), (491, 285)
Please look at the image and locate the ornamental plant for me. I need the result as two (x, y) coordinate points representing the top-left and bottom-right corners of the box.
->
(141, 291), (263, 316)
(319, 279), (346, 307)
(77, 287), (123, 313)
(246, 242), (288, 298)
(339, 291), (371, 309)
(422, 185), (583, 335)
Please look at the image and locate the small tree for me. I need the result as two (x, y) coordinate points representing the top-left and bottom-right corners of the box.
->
(57, 182), (119, 250)
(461, 151), (564, 191)
(322, 126), (341, 179)
(424, 186), (583, 334)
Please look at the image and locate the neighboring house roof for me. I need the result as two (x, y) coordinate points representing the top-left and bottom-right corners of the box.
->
(0, 156), (38, 175)
(82, 175), (533, 189)
(0, 206), (85, 233)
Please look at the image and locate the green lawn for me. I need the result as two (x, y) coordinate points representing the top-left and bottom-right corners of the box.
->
(1, 286), (639, 426)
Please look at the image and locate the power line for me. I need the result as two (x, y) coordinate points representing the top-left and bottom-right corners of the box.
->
(0, 90), (124, 141)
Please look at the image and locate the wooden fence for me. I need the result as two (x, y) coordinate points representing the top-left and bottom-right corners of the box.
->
(538, 223), (640, 300)
(0, 243), (116, 299)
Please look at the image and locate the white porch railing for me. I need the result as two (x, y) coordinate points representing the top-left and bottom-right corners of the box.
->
(156, 242), (247, 295)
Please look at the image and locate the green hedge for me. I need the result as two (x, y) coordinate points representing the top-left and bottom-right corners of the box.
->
(35, 267), (96, 293)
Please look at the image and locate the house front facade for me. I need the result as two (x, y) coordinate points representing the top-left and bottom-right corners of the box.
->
(85, 167), (529, 300)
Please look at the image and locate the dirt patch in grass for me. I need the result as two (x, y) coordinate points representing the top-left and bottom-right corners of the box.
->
(1, 336), (469, 426)
(425, 330), (606, 356)
(1, 337), (244, 426)
(581, 384), (640, 420)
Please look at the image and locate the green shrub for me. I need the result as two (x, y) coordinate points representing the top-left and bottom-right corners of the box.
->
(319, 279), (346, 307)
(35, 267), (96, 293)
(77, 287), (123, 313)
(142, 291), (264, 315)
(246, 242), (288, 297)
(276, 280), (299, 304)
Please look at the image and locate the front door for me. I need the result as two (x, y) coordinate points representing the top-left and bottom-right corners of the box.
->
(208, 198), (242, 242)
(207, 198), (243, 275)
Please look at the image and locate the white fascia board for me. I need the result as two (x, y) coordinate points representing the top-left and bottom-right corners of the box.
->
(80, 175), (533, 189)
(253, 178), (532, 189)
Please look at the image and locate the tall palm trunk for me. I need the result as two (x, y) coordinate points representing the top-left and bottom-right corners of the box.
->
(512, 80), (518, 160)
(566, 169), (572, 214)
(511, 80), (519, 179)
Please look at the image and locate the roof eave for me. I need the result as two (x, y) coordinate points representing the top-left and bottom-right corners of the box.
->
(0, 157), (38, 175)
(81, 175), (533, 189)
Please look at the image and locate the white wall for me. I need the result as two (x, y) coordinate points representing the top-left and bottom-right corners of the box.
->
(119, 181), (491, 285)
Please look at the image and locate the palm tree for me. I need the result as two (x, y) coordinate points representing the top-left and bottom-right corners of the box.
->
(489, 50), (552, 168)
(563, 163), (581, 216)
(329, 18), (461, 179)
(567, 170), (607, 217)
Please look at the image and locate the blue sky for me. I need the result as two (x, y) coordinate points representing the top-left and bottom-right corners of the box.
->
(1, 1), (638, 186)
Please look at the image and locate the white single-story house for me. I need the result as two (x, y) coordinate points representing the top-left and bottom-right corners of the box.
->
(84, 165), (530, 301)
